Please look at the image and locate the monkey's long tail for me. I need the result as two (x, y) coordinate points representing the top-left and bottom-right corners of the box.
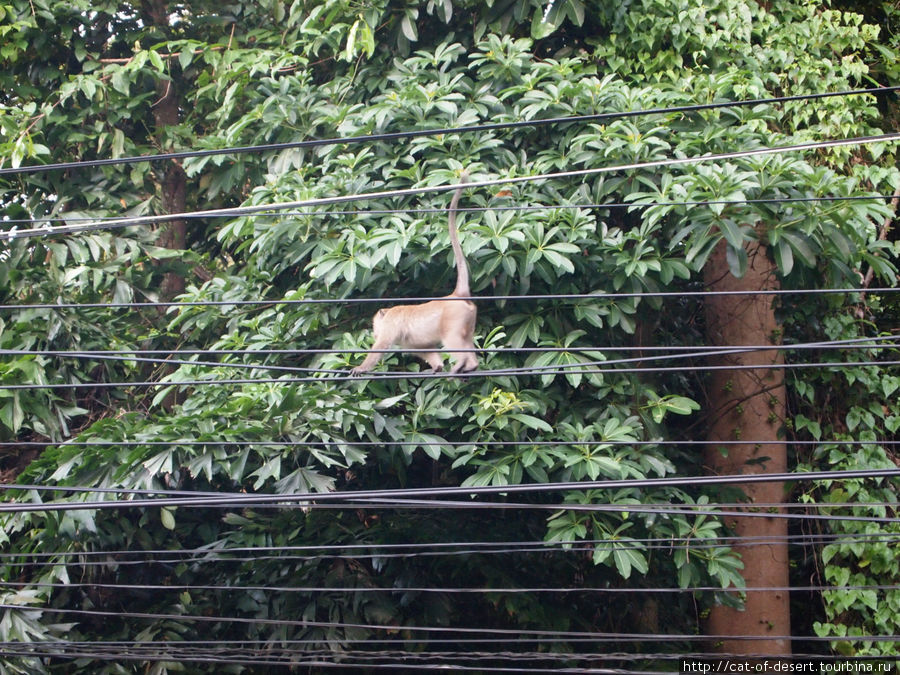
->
(449, 171), (470, 297)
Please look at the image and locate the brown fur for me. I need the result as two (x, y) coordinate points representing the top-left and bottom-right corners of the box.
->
(351, 175), (478, 375)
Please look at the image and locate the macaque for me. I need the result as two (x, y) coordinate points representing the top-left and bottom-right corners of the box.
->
(351, 174), (478, 375)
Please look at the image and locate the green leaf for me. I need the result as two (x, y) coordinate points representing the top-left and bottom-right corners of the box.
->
(148, 50), (165, 72)
(345, 19), (360, 61)
(160, 507), (176, 531)
(782, 231), (817, 268)
(774, 239), (794, 275)
(178, 48), (194, 71)
(401, 11), (418, 41)
(612, 545), (648, 579)
(725, 244), (747, 278)
(110, 67), (130, 95)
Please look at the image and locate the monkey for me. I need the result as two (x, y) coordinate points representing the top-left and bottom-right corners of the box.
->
(351, 173), (478, 376)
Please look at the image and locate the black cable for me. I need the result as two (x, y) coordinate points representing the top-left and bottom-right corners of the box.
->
(326, 500), (900, 524)
(2, 286), (896, 312)
(7, 602), (900, 642)
(153, 497), (898, 524)
(2, 534), (896, 569)
(0, 468), (896, 513)
(2, 533), (893, 565)
(3, 132), (896, 240)
(0, 641), (890, 663)
(1, 579), (894, 594)
(0, 646), (753, 674)
(0, 646), (891, 675)
(2, 333), (897, 358)
(2, 357), (898, 390)
(4, 193), (895, 237)
(0, 440), (896, 449)
(10, 479), (896, 508)
(4, 640), (892, 656)
(6, 192), (897, 224)
(3, 483), (895, 522)
(3, 85), (896, 177)
(4, 337), (894, 378)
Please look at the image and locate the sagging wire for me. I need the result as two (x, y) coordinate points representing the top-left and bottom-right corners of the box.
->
(1, 468), (897, 513)
(3, 85), (896, 177)
(2, 286), (898, 313)
(2, 533), (896, 568)
(2, 603), (898, 643)
(1, 357), (898, 390)
(0, 579), (896, 594)
(1, 335), (897, 378)
(2, 132), (897, 241)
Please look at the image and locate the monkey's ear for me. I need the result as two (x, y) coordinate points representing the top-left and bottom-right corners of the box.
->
(376, 309), (387, 318)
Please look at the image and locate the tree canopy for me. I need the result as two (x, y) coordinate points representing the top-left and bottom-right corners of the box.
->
(1, 0), (898, 671)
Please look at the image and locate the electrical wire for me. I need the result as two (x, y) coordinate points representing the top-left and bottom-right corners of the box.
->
(0, 335), (900, 364)
(1, 579), (895, 594)
(1, 333), (897, 358)
(3, 468), (898, 520)
(3, 132), (897, 240)
(0, 644), (891, 675)
(3, 193), (895, 241)
(2, 357), (897, 390)
(0, 646), (786, 674)
(5, 192), (897, 224)
(0, 641), (890, 663)
(3, 542), (897, 571)
(4, 640), (891, 656)
(3, 477), (896, 522)
(0, 440), (896, 449)
(0, 468), (897, 513)
(325, 500), (900, 525)
(3, 603), (899, 647)
(2, 336), (895, 379)
(3, 533), (895, 567)
(2, 85), (896, 177)
(0, 647), (891, 675)
(2, 286), (897, 312)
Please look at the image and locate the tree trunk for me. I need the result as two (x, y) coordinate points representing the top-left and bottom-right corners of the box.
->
(703, 240), (791, 657)
(142, 0), (187, 301)
(141, 0), (187, 413)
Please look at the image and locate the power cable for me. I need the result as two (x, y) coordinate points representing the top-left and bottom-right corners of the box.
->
(2, 357), (897, 390)
(0, 641), (889, 664)
(2, 85), (896, 177)
(0, 468), (896, 513)
(3, 193), (895, 240)
(3, 640), (890, 656)
(2, 286), (897, 312)
(3, 533), (895, 568)
(2, 603), (897, 643)
(1, 579), (894, 594)
(0, 646), (769, 674)
(4, 335), (895, 378)
(3, 475), (896, 521)
(324, 500), (900, 524)
(1, 333), (897, 358)
(2, 132), (897, 240)
(0, 645), (891, 675)
(0, 440), (896, 449)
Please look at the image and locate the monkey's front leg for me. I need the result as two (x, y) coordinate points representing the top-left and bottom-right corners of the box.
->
(418, 351), (444, 372)
(351, 336), (393, 375)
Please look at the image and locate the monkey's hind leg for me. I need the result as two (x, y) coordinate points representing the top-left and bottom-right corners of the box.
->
(444, 336), (478, 374)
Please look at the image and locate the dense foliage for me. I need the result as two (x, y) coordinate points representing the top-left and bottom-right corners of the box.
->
(1, 0), (898, 671)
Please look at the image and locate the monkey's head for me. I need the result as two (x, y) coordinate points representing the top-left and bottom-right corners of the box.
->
(372, 308), (388, 331)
